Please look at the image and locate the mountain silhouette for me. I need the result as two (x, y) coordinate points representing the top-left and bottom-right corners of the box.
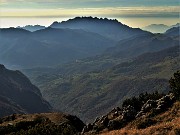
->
(50, 17), (149, 41)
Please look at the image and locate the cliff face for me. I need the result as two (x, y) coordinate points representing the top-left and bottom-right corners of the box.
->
(0, 64), (51, 117)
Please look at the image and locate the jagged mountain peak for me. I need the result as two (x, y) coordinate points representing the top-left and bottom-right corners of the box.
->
(51, 16), (121, 25)
(50, 16), (148, 41)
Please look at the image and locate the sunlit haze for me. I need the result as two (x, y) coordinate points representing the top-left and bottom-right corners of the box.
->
(0, 0), (180, 28)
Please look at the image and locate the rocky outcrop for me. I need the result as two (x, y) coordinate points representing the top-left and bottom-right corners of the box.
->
(82, 93), (176, 134)
(136, 93), (175, 118)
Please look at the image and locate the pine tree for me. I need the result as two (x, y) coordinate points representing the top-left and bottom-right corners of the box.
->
(169, 71), (180, 100)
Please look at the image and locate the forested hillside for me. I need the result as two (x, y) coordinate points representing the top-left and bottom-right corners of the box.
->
(23, 45), (179, 122)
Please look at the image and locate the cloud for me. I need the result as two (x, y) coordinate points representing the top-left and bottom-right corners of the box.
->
(1, 6), (179, 18)
(1, 0), (179, 7)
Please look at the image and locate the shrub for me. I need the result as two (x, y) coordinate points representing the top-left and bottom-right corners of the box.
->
(122, 91), (163, 112)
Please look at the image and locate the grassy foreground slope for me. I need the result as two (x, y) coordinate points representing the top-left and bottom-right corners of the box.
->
(0, 113), (85, 135)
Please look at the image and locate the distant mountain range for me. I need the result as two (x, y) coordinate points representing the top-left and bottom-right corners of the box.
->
(17, 25), (46, 32)
(15, 17), (179, 36)
(15, 17), (149, 41)
(0, 64), (51, 117)
(142, 23), (179, 33)
(20, 20), (179, 122)
(0, 17), (151, 69)
(1, 17), (178, 69)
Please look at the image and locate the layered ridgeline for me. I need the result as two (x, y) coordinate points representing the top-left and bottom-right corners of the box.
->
(0, 27), (114, 68)
(23, 33), (179, 78)
(0, 64), (51, 117)
(0, 17), (150, 69)
(23, 44), (179, 122)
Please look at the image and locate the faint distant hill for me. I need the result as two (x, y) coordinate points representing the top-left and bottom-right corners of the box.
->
(17, 25), (46, 32)
(0, 64), (51, 117)
(165, 26), (180, 37)
(142, 24), (169, 33)
(50, 17), (149, 41)
(171, 23), (180, 28)
(142, 23), (180, 33)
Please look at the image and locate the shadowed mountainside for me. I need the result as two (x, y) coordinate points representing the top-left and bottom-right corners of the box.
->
(0, 64), (51, 117)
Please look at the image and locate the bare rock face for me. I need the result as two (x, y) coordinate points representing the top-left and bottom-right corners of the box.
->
(155, 93), (175, 112)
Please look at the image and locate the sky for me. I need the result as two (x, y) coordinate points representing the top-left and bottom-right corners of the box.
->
(0, 0), (180, 28)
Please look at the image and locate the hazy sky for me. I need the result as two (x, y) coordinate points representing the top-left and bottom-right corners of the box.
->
(0, 0), (179, 28)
